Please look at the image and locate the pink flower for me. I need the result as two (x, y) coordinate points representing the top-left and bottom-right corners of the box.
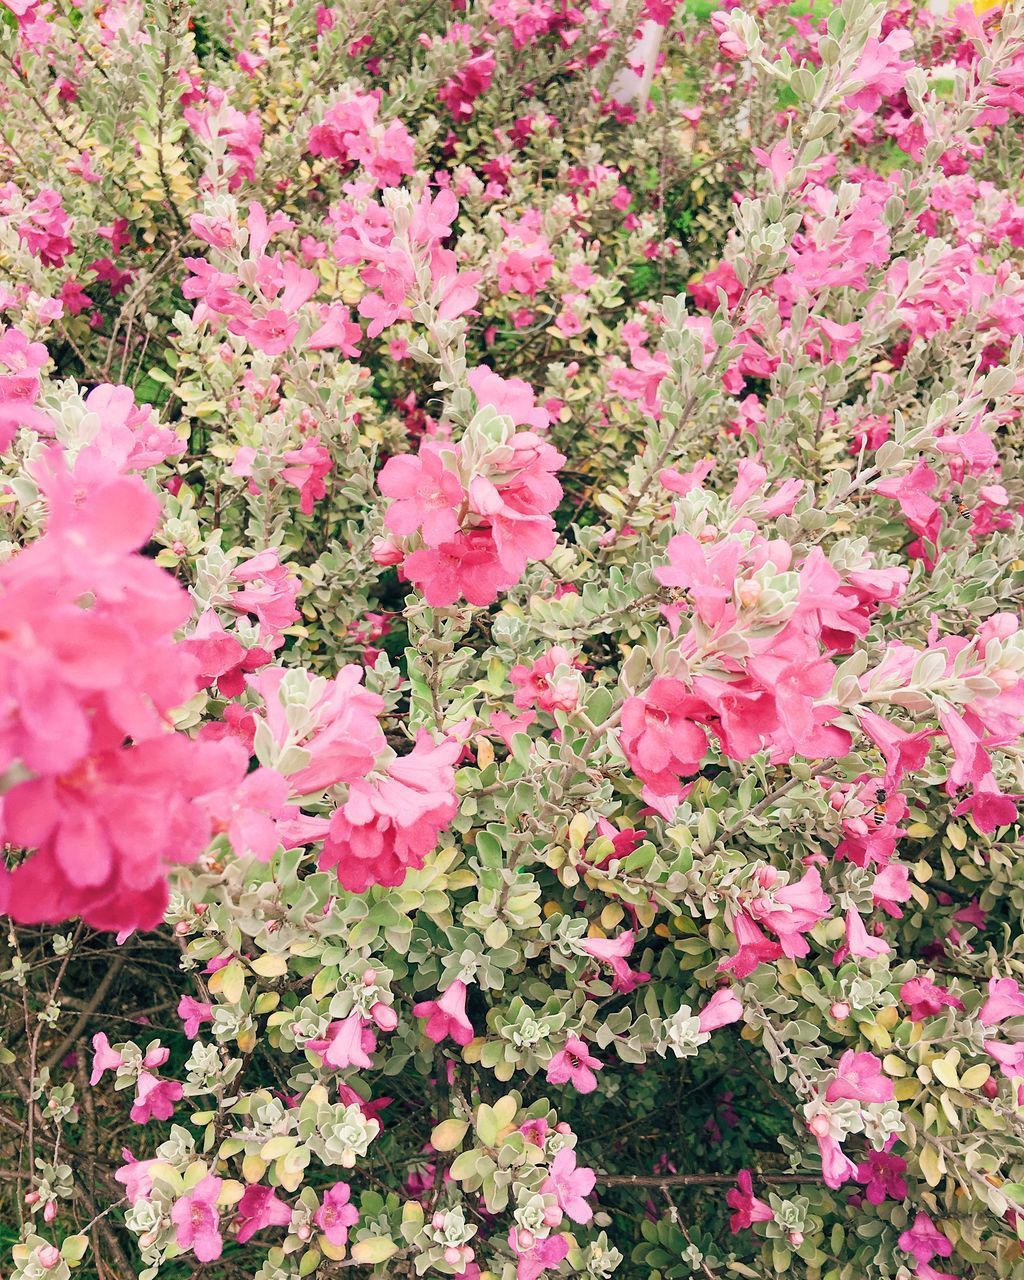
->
(413, 980), (475, 1047)
(130, 1071), (184, 1124)
(579, 930), (649, 994)
(510, 646), (579, 714)
(825, 1051), (893, 1105)
(726, 1170), (774, 1232)
(709, 11), (746, 60)
(541, 1148), (596, 1224)
(227, 551), (300, 647)
(980, 977), (1024, 1026)
(247, 665), (385, 794)
(816, 1135), (858, 1189)
(468, 365), (550, 431)
(236, 1183), (292, 1243)
(718, 914), (783, 980)
(546, 1035), (601, 1094)
(403, 531), (512, 607)
(872, 863), (913, 918)
(985, 1040), (1024, 1078)
(620, 677), (710, 797)
(898, 1213), (953, 1266)
(178, 995), (213, 1039)
(844, 30), (915, 114)
(379, 445), (464, 546)
(320, 735), (459, 892)
(698, 988), (743, 1034)
(308, 92), (415, 187)
(201, 754), (291, 862)
(438, 50), (496, 120)
(170, 1175), (223, 1263)
(508, 1229), (569, 1280)
(858, 710), (933, 786)
(282, 440), (332, 515)
(750, 866), (830, 959)
(305, 1013), (376, 1070)
(835, 909), (891, 963)
(90, 1032), (122, 1085)
(314, 1182), (359, 1246)
(900, 977), (964, 1023)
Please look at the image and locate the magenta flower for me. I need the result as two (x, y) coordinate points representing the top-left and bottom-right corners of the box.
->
(855, 1148), (907, 1205)
(726, 1170), (774, 1232)
(899, 977), (963, 1023)
(546, 1035), (601, 1094)
(314, 1182), (360, 1246)
(177, 995), (213, 1040)
(541, 1148), (596, 1224)
(898, 1213), (953, 1266)
(412, 979), (475, 1047)
(170, 1175), (223, 1263)
(235, 1183), (292, 1244)
(718, 913), (783, 979)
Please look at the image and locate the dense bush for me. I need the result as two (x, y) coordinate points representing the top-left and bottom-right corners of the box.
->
(1, 0), (1024, 1277)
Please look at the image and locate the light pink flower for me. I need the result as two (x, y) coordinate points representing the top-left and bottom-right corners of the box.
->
(541, 1148), (596, 1224)
(546, 1035), (601, 1094)
(90, 1032), (122, 1085)
(306, 1012), (376, 1070)
(698, 988), (743, 1034)
(314, 1182), (359, 1246)
(980, 977), (1024, 1026)
(170, 1175), (223, 1262)
(825, 1051), (893, 1105)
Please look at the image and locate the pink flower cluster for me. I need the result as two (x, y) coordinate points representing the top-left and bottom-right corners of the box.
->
(329, 187), (480, 337)
(620, 462), (899, 805)
(118, 1141), (359, 1262)
(308, 89), (417, 187)
(0, 434), (252, 929)
(235, 665), (460, 893)
(184, 203), (322, 355)
(0, 184), (74, 267)
(375, 370), (564, 606)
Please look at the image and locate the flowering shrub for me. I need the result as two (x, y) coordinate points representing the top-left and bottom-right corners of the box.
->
(2, 0), (1024, 1278)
